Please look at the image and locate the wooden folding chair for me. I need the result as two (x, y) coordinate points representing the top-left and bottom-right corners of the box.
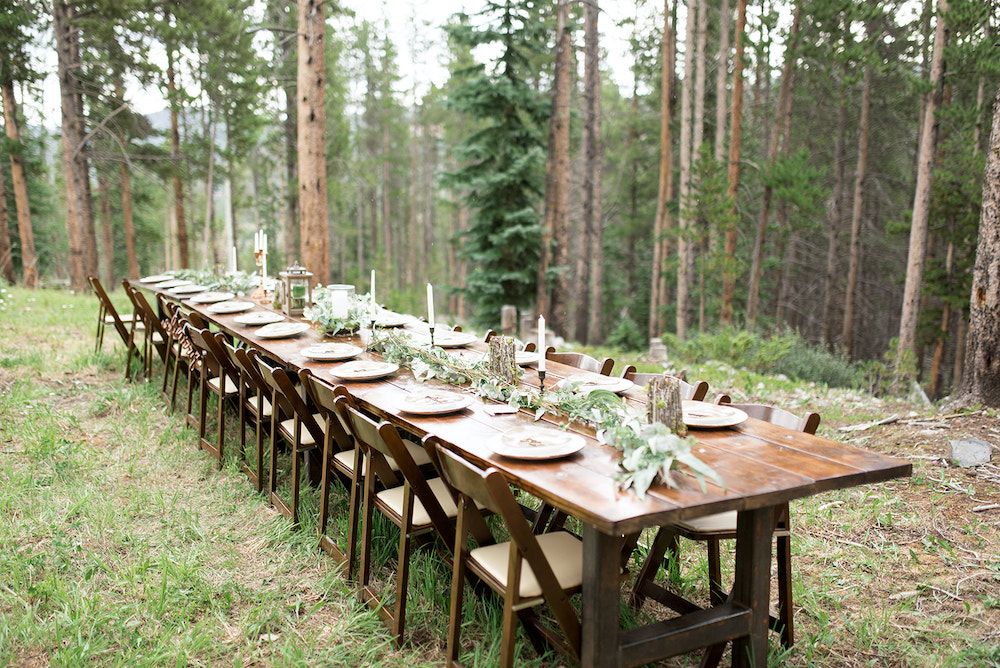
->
(122, 281), (169, 381)
(621, 369), (710, 401)
(630, 402), (820, 649)
(223, 342), (276, 493)
(159, 298), (196, 411)
(255, 356), (326, 525)
(89, 275), (141, 354)
(431, 441), (584, 667)
(545, 350), (614, 376)
(336, 401), (462, 647)
(185, 326), (239, 467)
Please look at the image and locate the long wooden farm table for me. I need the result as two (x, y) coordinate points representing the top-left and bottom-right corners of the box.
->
(139, 281), (913, 667)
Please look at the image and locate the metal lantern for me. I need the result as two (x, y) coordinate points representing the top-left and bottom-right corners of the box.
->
(279, 261), (313, 316)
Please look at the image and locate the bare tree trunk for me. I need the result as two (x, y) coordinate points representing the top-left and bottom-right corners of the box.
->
(581, 0), (603, 345)
(720, 0), (747, 327)
(823, 56), (850, 349)
(897, 0), (948, 377)
(381, 124), (394, 283)
(676, 0), (697, 340)
(843, 53), (872, 356)
(650, 0), (675, 339)
(54, 0), (87, 289)
(927, 241), (954, 398)
(0, 158), (13, 283)
(112, 77), (139, 280)
(98, 170), (113, 286)
(956, 83), (1000, 408)
(202, 111), (217, 269)
(714, 0), (730, 163)
(1, 80), (37, 288)
(297, 0), (329, 283)
(167, 36), (190, 268)
(538, 0), (572, 337)
(746, 2), (800, 330)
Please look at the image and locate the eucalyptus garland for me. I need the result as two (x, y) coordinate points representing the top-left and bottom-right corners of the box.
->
(169, 268), (259, 294)
(370, 331), (724, 497)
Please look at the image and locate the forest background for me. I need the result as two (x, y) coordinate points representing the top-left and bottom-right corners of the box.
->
(1, 0), (999, 404)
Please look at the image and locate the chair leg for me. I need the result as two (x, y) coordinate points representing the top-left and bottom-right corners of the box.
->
(774, 533), (794, 647)
(707, 538), (726, 605)
(446, 510), (468, 667)
(629, 526), (676, 609)
(345, 458), (363, 580)
(391, 497), (414, 647)
(499, 568), (519, 668)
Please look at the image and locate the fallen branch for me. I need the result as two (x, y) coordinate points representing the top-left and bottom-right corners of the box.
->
(972, 503), (1000, 512)
(838, 414), (900, 433)
(921, 584), (963, 601)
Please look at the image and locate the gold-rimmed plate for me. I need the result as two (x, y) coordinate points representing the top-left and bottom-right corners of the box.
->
(397, 389), (475, 415)
(189, 291), (235, 304)
(233, 311), (285, 326)
(488, 425), (585, 460)
(206, 300), (256, 314)
(330, 360), (399, 381)
(254, 322), (311, 339)
(300, 342), (362, 361)
(682, 400), (748, 428)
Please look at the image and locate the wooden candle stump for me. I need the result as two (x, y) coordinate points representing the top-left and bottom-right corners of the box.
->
(647, 374), (687, 436)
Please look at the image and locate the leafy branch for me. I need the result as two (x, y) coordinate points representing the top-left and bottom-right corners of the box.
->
(370, 331), (725, 497)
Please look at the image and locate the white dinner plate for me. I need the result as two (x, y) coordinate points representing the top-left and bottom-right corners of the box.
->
(397, 389), (475, 415)
(300, 342), (362, 361)
(254, 322), (312, 339)
(170, 284), (209, 295)
(488, 425), (585, 460)
(330, 360), (399, 381)
(429, 331), (479, 348)
(153, 279), (190, 289)
(189, 291), (235, 304)
(206, 300), (256, 314)
(140, 274), (172, 283)
(556, 374), (634, 395)
(374, 311), (410, 328)
(233, 311), (286, 326)
(682, 400), (748, 428)
(515, 351), (539, 366)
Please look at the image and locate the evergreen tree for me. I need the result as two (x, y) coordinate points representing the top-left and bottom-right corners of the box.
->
(443, 1), (550, 326)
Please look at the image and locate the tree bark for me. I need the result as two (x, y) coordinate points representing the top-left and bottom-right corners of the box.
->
(956, 84), (1000, 408)
(54, 0), (87, 290)
(1, 80), (37, 288)
(98, 170), (113, 286)
(538, 0), (572, 337)
(0, 157), (13, 284)
(897, 0), (948, 378)
(202, 109), (216, 270)
(650, 0), (675, 339)
(675, 0), (697, 340)
(112, 77), (139, 280)
(714, 0), (730, 164)
(823, 51), (850, 349)
(745, 2), (800, 331)
(297, 0), (329, 282)
(719, 0), (747, 327)
(582, 0), (603, 345)
(843, 52), (872, 356)
(166, 33), (190, 268)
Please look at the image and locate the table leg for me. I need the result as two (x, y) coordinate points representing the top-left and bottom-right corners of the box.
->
(582, 524), (621, 667)
(730, 506), (774, 668)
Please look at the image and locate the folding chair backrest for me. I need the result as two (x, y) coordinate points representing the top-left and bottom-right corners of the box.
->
(254, 357), (325, 446)
(546, 350), (615, 376)
(89, 275), (132, 346)
(125, 283), (168, 343)
(299, 370), (354, 454)
(623, 371), (709, 401)
(186, 326), (224, 377)
(727, 403), (820, 435)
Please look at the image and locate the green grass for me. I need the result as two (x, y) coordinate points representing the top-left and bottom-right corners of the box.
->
(1, 285), (998, 667)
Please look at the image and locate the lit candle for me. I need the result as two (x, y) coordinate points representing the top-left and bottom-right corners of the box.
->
(426, 283), (435, 328)
(370, 269), (376, 319)
(537, 315), (546, 372)
(331, 290), (349, 319)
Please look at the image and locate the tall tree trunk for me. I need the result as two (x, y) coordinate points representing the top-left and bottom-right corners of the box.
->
(54, 0), (87, 289)
(719, 0), (747, 327)
(297, 0), (329, 282)
(202, 110), (216, 269)
(650, 0), (675, 339)
(538, 0), (572, 336)
(112, 77), (139, 280)
(897, 0), (948, 378)
(581, 0), (603, 345)
(0, 157), (13, 284)
(166, 36), (190, 268)
(956, 83), (1000, 408)
(927, 241), (954, 398)
(823, 50), (850, 349)
(745, 2), (800, 330)
(843, 51), (872, 356)
(381, 124), (394, 283)
(2, 80), (37, 288)
(98, 170), (113, 286)
(675, 0), (697, 340)
(714, 0), (730, 164)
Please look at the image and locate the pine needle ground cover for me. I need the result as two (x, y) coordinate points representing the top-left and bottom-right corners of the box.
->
(0, 285), (997, 666)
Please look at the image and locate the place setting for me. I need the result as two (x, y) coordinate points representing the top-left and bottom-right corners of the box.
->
(170, 283), (209, 295)
(373, 310), (410, 328)
(139, 274), (172, 283)
(153, 278), (190, 289)
(421, 330), (478, 348)
(233, 311), (286, 326)
(253, 321), (312, 339)
(682, 400), (749, 429)
(189, 290), (236, 304)
(556, 373), (634, 395)
(299, 342), (362, 361)
(487, 424), (586, 460)
(206, 300), (256, 314)
(329, 360), (399, 381)
(396, 388), (475, 415)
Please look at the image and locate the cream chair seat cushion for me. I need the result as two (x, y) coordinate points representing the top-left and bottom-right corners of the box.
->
(207, 374), (240, 396)
(470, 530), (583, 603)
(333, 439), (431, 475)
(375, 476), (461, 527)
(278, 414), (326, 446)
